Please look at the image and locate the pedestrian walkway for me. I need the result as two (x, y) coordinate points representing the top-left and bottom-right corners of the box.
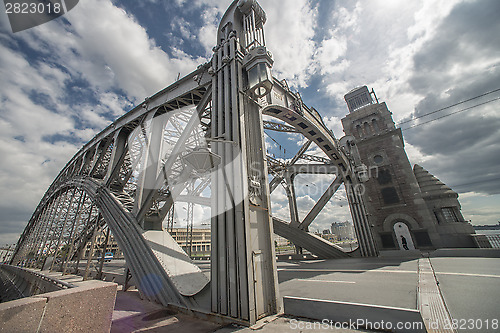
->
(111, 286), (222, 332)
(110, 286), (373, 333)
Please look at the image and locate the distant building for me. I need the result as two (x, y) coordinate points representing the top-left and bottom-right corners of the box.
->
(341, 86), (476, 251)
(169, 228), (211, 257)
(84, 227), (212, 259)
(331, 222), (355, 241)
(273, 233), (290, 247)
(85, 230), (123, 259)
(321, 233), (339, 243)
(473, 222), (500, 230)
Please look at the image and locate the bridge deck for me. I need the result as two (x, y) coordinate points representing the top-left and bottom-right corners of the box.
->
(7, 251), (499, 332)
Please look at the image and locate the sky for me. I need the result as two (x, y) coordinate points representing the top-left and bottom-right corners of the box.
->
(0, 0), (499, 246)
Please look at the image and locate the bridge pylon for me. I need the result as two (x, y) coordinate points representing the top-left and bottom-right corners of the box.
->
(208, 0), (280, 323)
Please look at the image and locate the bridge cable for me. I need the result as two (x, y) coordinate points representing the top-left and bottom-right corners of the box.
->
(398, 87), (500, 125)
(400, 97), (500, 130)
(264, 130), (286, 158)
(450, 176), (500, 189)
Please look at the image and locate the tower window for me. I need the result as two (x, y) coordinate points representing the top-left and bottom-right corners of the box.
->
(372, 119), (380, 132)
(373, 155), (384, 164)
(377, 168), (392, 185)
(413, 231), (433, 247)
(381, 187), (400, 205)
(356, 125), (362, 138)
(441, 207), (459, 223)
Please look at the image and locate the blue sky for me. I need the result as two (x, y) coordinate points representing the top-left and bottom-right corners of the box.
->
(0, 0), (499, 245)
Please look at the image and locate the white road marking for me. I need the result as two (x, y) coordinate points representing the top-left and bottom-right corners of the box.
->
(296, 279), (356, 284)
(436, 272), (500, 279)
(278, 268), (416, 274)
(278, 268), (500, 278)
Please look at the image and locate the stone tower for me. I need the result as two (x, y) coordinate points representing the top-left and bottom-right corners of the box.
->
(341, 86), (475, 250)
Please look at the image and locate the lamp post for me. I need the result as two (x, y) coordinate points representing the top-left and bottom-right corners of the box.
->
(243, 46), (273, 98)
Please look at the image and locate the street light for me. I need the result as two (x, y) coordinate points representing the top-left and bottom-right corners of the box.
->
(243, 46), (274, 98)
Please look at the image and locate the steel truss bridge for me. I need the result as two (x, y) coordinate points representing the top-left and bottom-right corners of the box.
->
(10, 0), (378, 325)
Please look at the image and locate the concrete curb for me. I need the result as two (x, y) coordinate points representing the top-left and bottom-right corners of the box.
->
(379, 250), (422, 258)
(283, 296), (425, 333)
(0, 297), (46, 333)
(276, 254), (317, 261)
(430, 248), (500, 258)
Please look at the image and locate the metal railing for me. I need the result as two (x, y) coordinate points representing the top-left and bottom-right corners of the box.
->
(472, 233), (500, 249)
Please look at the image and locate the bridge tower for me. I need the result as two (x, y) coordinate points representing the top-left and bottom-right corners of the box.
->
(210, 0), (279, 323)
(341, 86), (476, 251)
(342, 87), (442, 250)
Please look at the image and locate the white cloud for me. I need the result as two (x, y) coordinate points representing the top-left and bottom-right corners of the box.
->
(0, 0), (214, 242)
(194, 0), (230, 55)
(324, 116), (346, 138)
(261, 0), (318, 88)
(403, 140), (432, 166)
(18, 0), (205, 103)
(313, 0), (464, 120)
(2, 0), (499, 249)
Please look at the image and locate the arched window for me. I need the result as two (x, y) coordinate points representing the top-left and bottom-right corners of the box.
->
(372, 119), (379, 132)
(356, 125), (362, 138)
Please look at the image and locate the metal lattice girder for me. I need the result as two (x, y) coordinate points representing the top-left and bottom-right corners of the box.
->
(135, 94), (213, 225)
(11, 78), (214, 313)
(285, 164), (340, 175)
(259, 80), (377, 257)
(263, 120), (298, 132)
(289, 140), (312, 165)
(299, 153), (332, 164)
(284, 173), (300, 227)
(268, 141), (310, 192)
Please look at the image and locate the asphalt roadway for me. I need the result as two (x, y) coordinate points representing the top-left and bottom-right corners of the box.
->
(430, 257), (500, 332)
(95, 253), (500, 332)
(277, 255), (500, 333)
(278, 257), (419, 309)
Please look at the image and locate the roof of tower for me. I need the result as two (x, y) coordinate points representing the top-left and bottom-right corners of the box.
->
(413, 164), (458, 199)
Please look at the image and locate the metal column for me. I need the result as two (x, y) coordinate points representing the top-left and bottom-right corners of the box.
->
(210, 4), (279, 322)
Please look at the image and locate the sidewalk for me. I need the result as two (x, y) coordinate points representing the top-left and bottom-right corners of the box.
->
(111, 286), (372, 332)
(111, 286), (222, 333)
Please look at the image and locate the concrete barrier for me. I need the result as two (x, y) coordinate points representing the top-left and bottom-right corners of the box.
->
(0, 297), (46, 333)
(283, 296), (425, 333)
(0, 280), (117, 333)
